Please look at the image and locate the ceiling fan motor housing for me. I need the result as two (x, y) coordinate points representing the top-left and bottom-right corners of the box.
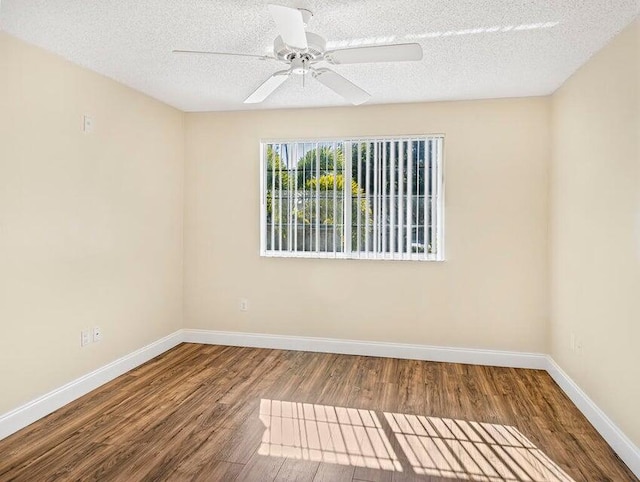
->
(274, 32), (326, 62)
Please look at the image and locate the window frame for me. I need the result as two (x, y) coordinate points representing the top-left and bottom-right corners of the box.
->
(259, 135), (445, 261)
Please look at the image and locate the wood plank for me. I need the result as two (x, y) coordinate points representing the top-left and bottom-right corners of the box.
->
(235, 452), (284, 482)
(189, 460), (244, 482)
(312, 462), (355, 482)
(353, 465), (393, 481)
(274, 458), (320, 481)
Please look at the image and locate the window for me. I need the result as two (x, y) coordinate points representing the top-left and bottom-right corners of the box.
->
(260, 136), (444, 261)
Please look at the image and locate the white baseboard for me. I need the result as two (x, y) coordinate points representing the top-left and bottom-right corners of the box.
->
(1, 328), (637, 478)
(546, 356), (640, 477)
(182, 329), (548, 369)
(0, 330), (183, 441)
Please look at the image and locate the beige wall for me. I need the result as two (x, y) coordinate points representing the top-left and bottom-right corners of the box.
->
(184, 98), (551, 352)
(550, 19), (640, 446)
(0, 33), (184, 413)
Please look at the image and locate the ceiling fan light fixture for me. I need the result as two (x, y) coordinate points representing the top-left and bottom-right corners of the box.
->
(289, 56), (311, 75)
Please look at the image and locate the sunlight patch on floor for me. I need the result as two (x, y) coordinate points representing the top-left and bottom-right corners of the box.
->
(258, 399), (402, 471)
(386, 412), (574, 482)
(258, 399), (575, 482)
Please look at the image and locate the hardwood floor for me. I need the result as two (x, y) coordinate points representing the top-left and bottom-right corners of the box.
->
(0, 343), (636, 481)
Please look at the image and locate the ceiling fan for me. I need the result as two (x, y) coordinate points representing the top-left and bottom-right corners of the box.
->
(173, 4), (423, 105)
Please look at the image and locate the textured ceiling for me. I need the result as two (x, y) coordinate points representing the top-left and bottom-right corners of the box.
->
(1, 1), (638, 112)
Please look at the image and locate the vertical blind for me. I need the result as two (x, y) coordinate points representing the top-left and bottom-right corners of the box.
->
(261, 136), (443, 261)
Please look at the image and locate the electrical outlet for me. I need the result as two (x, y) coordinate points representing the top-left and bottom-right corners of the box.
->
(93, 326), (102, 343)
(81, 329), (91, 347)
(82, 115), (94, 133)
(239, 299), (249, 312)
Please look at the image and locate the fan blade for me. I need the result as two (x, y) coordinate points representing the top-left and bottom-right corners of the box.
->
(244, 71), (289, 104)
(268, 4), (308, 50)
(325, 43), (423, 64)
(313, 68), (370, 105)
(173, 49), (273, 60)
